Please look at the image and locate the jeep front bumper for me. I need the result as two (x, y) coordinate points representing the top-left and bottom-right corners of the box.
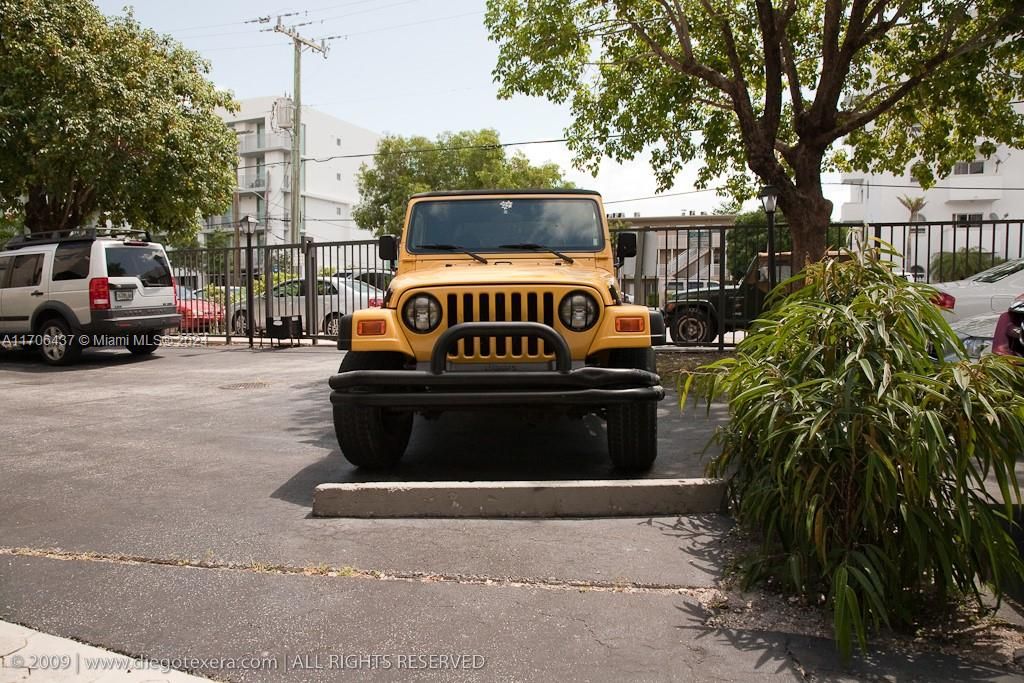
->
(329, 322), (664, 408)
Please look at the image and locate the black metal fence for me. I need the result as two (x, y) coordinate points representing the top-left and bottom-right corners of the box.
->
(168, 218), (1023, 348)
(167, 239), (392, 345)
(622, 218), (1024, 348)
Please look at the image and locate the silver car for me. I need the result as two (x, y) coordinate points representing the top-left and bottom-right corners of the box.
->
(232, 277), (383, 337)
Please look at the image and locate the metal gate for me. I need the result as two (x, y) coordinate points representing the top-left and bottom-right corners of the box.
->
(167, 238), (391, 345)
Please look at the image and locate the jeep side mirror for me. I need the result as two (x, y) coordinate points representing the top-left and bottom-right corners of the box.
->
(616, 232), (637, 259)
(378, 235), (398, 262)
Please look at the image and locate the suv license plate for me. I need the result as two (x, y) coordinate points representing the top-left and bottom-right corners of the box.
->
(114, 290), (134, 302)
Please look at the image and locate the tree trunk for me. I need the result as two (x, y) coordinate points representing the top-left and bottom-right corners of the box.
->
(23, 184), (91, 235)
(773, 149), (833, 277)
(781, 197), (831, 276)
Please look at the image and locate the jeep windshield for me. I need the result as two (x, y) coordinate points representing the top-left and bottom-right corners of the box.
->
(407, 198), (604, 254)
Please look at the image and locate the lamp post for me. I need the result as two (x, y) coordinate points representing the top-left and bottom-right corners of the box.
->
(759, 185), (779, 292)
(240, 215), (258, 349)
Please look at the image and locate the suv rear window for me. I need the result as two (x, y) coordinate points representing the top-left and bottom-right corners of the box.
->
(105, 246), (173, 287)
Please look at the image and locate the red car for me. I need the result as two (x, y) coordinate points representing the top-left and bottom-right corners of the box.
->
(176, 286), (225, 332)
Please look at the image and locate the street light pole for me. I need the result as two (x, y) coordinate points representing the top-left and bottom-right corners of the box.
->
(759, 185), (780, 293)
(241, 215), (258, 349)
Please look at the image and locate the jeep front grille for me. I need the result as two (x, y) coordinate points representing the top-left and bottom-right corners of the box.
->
(444, 290), (557, 360)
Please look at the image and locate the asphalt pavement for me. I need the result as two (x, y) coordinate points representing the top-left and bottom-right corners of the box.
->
(1, 344), (1021, 681)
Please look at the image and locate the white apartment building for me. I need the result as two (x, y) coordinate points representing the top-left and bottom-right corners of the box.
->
(203, 96), (381, 246)
(839, 103), (1024, 279)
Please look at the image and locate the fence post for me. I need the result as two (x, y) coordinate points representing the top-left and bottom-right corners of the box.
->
(224, 247), (232, 344)
(718, 226), (727, 352)
(304, 237), (317, 343)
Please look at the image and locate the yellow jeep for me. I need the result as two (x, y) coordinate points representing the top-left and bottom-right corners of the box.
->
(329, 189), (666, 471)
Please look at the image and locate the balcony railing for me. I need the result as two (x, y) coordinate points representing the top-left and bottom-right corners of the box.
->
(237, 132), (291, 154)
(239, 174), (267, 191)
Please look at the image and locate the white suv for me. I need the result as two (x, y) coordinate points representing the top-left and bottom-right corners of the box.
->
(0, 229), (180, 365)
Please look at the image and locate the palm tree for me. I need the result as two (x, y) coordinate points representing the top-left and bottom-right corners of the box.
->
(897, 195), (927, 222)
(897, 195), (927, 277)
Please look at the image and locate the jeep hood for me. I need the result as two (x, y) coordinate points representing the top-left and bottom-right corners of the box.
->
(389, 261), (619, 305)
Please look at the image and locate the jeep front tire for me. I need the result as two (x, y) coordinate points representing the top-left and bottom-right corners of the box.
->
(333, 351), (413, 468)
(605, 348), (658, 472)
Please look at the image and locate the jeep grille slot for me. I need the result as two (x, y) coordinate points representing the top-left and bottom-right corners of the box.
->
(444, 289), (561, 362)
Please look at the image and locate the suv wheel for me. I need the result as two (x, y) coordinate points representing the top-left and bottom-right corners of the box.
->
(333, 351), (413, 468)
(672, 307), (715, 344)
(37, 318), (82, 366)
(605, 348), (658, 472)
(127, 333), (159, 356)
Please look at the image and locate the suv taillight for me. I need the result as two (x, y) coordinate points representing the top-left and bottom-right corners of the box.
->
(89, 277), (110, 310)
(172, 276), (178, 307)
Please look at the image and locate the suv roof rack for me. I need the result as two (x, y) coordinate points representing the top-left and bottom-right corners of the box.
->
(2, 227), (153, 250)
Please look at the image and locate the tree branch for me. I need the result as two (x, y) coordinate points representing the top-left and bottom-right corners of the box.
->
(754, 0), (784, 137)
(614, 0), (734, 95)
(829, 19), (1009, 140)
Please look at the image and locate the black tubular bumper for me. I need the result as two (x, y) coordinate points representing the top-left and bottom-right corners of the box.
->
(329, 321), (664, 408)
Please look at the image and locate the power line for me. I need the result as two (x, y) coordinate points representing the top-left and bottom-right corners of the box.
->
(231, 134), (632, 172)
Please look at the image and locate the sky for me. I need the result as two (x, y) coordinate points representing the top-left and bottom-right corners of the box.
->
(94, 0), (850, 219)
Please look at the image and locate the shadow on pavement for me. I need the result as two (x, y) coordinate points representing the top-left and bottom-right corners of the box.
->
(0, 347), (158, 373)
(273, 378), (728, 506)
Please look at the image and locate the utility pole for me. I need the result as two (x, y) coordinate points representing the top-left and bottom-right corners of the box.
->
(272, 17), (328, 244)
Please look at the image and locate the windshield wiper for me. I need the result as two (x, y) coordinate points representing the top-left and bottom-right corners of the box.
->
(498, 243), (575, 264)
(417, 243), (488, 264)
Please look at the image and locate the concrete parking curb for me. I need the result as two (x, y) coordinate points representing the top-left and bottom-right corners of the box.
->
(312, 478), (727, 518)
(0, 620), (206, 681)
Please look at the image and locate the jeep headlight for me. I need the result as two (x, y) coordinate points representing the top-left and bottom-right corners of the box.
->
(558, 291), (598, 332)
(402, 294), (441, 333)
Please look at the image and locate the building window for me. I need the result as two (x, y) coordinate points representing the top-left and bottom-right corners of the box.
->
(336, 173), (341, 181)
(953, 160), (984, 175)
(336, 207), (342, 216)
(336, 137), (341, 146)
(952, 213), (983, 228)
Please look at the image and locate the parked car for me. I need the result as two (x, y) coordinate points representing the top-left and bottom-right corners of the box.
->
(231, 276), (382, 337)
(935, 258), (1024, 322)
(667, 279), (720, 294)
(333, 269), (394, 292)
(175, 285), (225, 332)
(0, 228), (179, 365)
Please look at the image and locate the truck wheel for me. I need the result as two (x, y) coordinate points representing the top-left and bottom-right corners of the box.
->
(333, 351), (413, 468)
(605, 347), (658, 472)
(672, 307), (716, 344)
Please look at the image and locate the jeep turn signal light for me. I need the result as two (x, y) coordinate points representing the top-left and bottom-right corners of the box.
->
(615, 316), (646, 333)
(357, 320), (387, 336)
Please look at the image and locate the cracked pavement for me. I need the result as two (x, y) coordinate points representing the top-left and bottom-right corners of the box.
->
(0, 346), (1020, 681)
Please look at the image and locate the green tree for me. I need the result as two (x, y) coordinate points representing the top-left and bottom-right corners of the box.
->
(0, 0), (238, 241)
(930, 246), (1005, 281)
(0, 208), (23, 244)
(486, 0), (1024, 271)
(352, 129), (573, 236)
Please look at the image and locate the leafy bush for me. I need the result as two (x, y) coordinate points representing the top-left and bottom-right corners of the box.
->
(930, 246), (1004, 282)
(684, 247), (1024, 659)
